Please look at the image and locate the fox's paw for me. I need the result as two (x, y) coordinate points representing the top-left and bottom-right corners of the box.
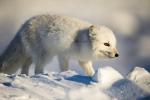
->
(85, 67), (95, 77)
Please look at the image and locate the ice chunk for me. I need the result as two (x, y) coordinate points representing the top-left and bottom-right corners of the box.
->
(92, 66), (124, 88)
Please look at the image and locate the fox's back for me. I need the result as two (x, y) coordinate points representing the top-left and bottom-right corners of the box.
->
(21, 15), (91, 53)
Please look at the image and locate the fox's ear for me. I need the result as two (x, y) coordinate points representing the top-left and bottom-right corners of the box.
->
(89, 25), (95, 30)
(89, 25), (97, 40)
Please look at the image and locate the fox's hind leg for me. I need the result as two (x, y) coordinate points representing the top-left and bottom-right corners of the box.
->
(34, 54), (48, 74)
(21, 58), (32, 75)
(22, 31), (51, 74)
(35, 58), (46, 74)
(58, 55), (69, 71)
(34, 49), (54, 74)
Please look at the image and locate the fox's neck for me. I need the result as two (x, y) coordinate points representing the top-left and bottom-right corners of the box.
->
(71, 28), (94, 60)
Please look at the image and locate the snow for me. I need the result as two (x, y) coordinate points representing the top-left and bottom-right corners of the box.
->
(0, 67), (150, 100)
(68, 87), (111, 100)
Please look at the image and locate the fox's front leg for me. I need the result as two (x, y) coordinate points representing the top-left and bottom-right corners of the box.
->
(79, 61), (95, 77)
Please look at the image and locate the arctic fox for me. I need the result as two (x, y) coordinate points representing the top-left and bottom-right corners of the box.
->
(0, 15), (119, 76)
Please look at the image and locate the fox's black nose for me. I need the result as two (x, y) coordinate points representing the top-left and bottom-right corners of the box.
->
(115, 53), (119, 57)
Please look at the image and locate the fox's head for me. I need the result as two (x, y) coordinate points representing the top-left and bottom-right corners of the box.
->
(89, 25), (119, 59)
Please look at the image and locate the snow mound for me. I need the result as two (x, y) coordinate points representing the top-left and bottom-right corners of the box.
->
(92, 66), (123, 88)
(128, 67), (150, 93)
(0, 67), (150, 100)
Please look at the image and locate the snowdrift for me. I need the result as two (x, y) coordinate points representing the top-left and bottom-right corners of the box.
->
(0, 66), (150, 100)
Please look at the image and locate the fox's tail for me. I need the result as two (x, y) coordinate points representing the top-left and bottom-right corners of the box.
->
(0, 33), (27, 74)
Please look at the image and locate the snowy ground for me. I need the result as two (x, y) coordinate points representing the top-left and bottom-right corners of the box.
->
(0, 66), (150, 100)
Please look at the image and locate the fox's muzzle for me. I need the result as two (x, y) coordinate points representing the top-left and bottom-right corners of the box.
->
(111, 48), (119, 58)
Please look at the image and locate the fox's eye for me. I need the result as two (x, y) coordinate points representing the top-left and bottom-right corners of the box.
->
(104, 43), (110, 46)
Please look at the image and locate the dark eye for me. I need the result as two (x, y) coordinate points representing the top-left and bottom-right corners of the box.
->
(104, 43), (110, 46)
